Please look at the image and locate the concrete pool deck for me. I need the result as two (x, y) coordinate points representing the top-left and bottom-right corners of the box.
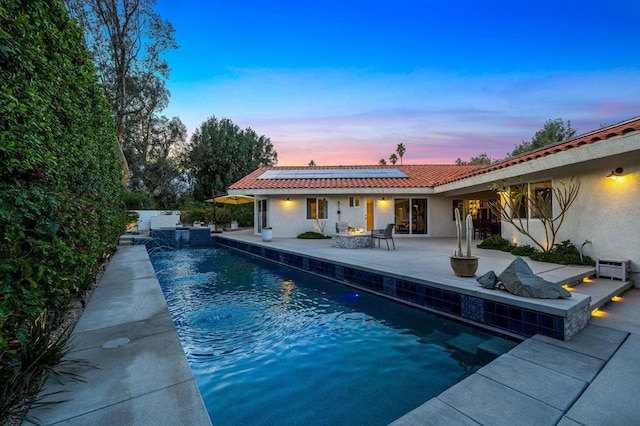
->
(29, 231), (640, 425)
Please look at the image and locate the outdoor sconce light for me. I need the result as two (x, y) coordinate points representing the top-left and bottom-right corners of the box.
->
(381, 197), (385, 201)
(286, 197), (290, 201)
(606, 167), (624, 179)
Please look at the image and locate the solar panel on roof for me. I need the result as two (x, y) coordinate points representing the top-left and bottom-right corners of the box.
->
(257, 168), (408, 179)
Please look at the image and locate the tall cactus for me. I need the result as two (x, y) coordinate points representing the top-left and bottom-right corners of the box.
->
(466, 214), (473, 257)
(454, 208), (462, 256)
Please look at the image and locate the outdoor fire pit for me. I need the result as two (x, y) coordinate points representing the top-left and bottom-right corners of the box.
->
(331, 228), (371, 249)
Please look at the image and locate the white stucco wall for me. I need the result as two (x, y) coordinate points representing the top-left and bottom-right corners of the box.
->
(500, 156), (639, 283)
(130, 210), (181, 231)
(149, 212), (182, 229)
(428, 197), (458, 237)
(256, 194), (457, 238)
(258, 195), (392, 237)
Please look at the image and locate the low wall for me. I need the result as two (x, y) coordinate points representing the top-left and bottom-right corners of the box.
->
(150, 213), (182, 230)
(130, 210), (181, 231)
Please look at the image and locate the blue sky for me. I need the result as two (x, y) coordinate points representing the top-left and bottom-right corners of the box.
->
(156, 0), (640, 165)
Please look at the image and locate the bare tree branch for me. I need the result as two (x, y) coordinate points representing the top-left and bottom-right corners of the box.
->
(487, 178), (580, 252)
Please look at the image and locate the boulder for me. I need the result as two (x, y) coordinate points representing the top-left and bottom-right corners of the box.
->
(477, 271), (498, 289)
(497, 257), (571, 299)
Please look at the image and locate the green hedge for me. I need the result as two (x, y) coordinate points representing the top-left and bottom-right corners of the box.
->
(0, 0), (125, 403)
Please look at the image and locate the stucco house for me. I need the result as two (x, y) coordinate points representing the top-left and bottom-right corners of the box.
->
(229, 116), (640, 281)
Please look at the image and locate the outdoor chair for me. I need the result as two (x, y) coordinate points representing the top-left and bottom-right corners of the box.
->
(473, 219), (483, 239)
(371, 224), (395, 250)
(473, 219), (492, 240)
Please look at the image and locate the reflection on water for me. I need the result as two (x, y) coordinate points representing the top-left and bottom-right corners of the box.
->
(150, 247), (515, 426)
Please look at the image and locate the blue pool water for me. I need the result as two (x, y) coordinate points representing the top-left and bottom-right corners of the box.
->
(150, 247), (513, 425)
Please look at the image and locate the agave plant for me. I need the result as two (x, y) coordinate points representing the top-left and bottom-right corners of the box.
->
(0, 313), (90, 424)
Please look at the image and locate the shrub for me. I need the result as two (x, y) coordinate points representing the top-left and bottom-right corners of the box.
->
(477, 235), (513, 252)
(297, 231), (331, 239)
(510, 244), (537, 257)
(180, 207), (232, 225)
(0, 313), (88, 423)
(180, 207), (209, 224)
(530, 240), (595, 266)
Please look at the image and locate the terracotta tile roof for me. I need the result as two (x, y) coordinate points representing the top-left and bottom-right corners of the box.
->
(229, 164), (483, 190)
(230, 115), (640, 191)
(444, 115), (640, 184)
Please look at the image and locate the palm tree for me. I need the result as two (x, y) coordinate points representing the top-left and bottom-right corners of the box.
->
(389, 153), (398, 164)
(396, 143), (406, 164)
(379, 158), (387, 165)
(308, 160), (316, 166)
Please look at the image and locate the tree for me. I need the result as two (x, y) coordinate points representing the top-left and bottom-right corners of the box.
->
(389, 153), (398, 164)
(396, 143), (406, 164)
(65, 0), (178, 185)
(308, 160), (316, 166)
(509, 118), (577, 157)
(455, 152), (494, 165)
(487, 178), (580, 252)
(125, 115), (189, 208)
(379, 158), (387, 165)
(187, 116), (277, 201)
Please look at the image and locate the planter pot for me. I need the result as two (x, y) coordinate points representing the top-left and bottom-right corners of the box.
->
(450, 256), (479, 277)
(261, 228), (273, 242)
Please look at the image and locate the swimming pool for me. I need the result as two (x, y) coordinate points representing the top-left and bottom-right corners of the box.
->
(150, 246), (515, 425)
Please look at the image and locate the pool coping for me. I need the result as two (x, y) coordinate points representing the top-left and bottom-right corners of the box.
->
(26, 245), (212, 425)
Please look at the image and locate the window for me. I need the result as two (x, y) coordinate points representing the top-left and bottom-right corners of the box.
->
(530, 181), (552, 218)
(349, 197), (360, 207)
(510, 181), (552, 219)
(307, 198), (328, 219)
(510, 184), (528, 219)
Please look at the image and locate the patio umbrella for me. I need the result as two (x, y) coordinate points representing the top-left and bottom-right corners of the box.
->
(211, 194), (255, 205)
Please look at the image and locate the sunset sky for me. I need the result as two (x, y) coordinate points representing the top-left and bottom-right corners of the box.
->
(156, 0), (640, 166)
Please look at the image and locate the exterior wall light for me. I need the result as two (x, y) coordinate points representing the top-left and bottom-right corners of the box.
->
(606, 167), (624, 178)
(286, 197), (290, 201)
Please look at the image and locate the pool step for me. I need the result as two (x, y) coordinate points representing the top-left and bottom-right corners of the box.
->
(569, 278), (634, 311)
(446, 333), (520, 363)
(446, 333), (487, 356)
(477, 337), (519, 363)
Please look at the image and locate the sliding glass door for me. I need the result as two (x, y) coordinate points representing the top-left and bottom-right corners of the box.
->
(394, 198), (427, 235)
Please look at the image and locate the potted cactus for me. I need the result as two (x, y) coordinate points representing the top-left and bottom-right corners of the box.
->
(450, 208), (479, 277)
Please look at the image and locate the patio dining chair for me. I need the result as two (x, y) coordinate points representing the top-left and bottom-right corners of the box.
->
(371, 224), (395, 250)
